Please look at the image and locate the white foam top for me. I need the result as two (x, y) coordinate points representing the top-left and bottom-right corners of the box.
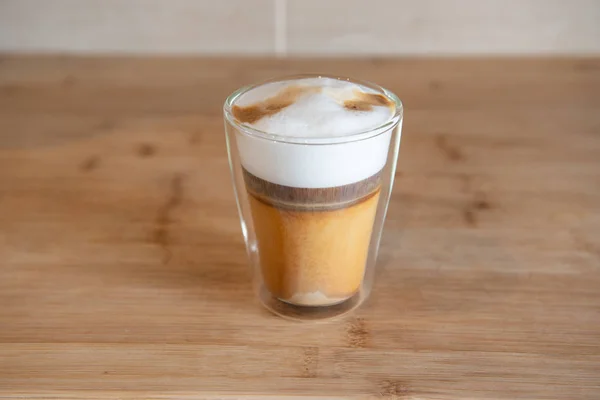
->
(234, 77), (394, 138)
(229, 77), (401, 188)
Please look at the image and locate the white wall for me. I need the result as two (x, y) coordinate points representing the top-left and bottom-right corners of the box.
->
(0, 0), (599, 55)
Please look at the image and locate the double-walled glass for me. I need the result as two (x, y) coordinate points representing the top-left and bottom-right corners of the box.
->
(224, 75), (403, 321)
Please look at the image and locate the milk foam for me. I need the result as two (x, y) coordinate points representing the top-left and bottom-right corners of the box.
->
(230, 77), (399, 188)
(235, 78), (394, 138)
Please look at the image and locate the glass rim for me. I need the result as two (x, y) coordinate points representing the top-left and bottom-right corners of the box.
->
(223, 74), (403, 145)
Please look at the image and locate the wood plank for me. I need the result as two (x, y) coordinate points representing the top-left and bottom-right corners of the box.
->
(0, 56), (599, 399)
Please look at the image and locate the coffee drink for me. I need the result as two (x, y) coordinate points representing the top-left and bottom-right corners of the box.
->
(229, 77), (396, 307)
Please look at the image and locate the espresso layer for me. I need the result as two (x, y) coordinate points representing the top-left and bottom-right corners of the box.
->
(248, 189), (381, 306)
(243, 168), (381, 211)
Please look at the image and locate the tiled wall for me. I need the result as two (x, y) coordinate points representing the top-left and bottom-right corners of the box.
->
(1, 0), (599, 55)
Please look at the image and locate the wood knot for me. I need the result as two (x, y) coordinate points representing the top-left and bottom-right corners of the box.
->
(435, 134), (464, 162)
(137, 143), (156, 158)
(379, 379), (411, 398)
(189, 131), (203, 144)
(346, 317), (370, 348)
(62, 75), (77, 87)
(80, 156), (100, 172)
(95, 120), (116, 132)
(428, 80), (442, 91)
(153, 173), (185, 264)
(474, 198), (491, 210)
(301, 347), (319, 378)
(462, 192), (492, 227)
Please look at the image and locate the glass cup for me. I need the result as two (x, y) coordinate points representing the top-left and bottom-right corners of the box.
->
(223, 75), (403, 321)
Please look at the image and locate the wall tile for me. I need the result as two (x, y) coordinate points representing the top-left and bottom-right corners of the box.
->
(287, 0), (600, 55)
(1, 0), (598, 55)
(0, 0), (275, 54)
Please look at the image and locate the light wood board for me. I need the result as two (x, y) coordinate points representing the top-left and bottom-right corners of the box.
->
(0, 56), (599, 399)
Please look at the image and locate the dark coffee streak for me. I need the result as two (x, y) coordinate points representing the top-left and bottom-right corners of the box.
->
(232, 85), (319, 124)
(243, 168), (381, 211)
(248, 189), (380, 213)
(344, 90), (394, 112)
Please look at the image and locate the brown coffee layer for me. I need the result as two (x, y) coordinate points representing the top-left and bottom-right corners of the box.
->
(242, 168), (381, 211)
(249, 189), (380, 305)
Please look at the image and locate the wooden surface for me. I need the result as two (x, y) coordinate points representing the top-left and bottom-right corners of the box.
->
(0, 56), (599, 399)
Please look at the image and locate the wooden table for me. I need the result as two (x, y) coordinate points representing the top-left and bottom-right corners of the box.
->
(1, 56), (599, 399)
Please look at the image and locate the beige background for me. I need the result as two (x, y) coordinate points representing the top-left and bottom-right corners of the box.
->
(0, 0), (599, 55)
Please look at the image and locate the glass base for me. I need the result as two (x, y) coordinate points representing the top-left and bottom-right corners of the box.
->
(259, 286), (364, 322)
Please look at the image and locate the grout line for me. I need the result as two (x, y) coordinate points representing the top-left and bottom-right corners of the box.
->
(274, 0), (287, 57)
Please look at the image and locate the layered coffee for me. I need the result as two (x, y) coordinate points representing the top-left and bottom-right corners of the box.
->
(230, 77), (396, 306)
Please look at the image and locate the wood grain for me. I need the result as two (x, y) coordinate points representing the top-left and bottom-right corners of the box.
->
(1, 56), (599, 399)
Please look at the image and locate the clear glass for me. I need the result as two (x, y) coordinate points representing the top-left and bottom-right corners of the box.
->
(223, 75), (403, 321)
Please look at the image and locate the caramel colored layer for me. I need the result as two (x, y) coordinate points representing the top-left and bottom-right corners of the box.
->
(249, 190), (380, 305)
